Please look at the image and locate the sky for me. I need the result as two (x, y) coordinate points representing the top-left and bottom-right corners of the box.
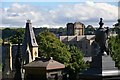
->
(0, 0), (119, 28)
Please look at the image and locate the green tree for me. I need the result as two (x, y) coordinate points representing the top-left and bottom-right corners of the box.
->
(36, 31), (86, 80)
(36, 31), (71, 65)
(9, 28), (24, 44)
(109, 35), (120, 68)
(2, 28), (16, 39)
(67, 46), (86, 79)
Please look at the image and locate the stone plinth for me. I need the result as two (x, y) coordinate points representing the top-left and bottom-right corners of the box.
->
(79, 55), (120, 80)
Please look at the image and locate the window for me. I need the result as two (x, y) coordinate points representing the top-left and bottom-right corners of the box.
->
(33, 39), (35, 43)
(34, 51), (37, 56)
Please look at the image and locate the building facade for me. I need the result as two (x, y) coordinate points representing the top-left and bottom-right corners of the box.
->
(2, 42), (13, 79)
(22, 20), (38, 64)
(67, 23), (74, 36)
(60, 35), (95, 56)
(61, 22), (95, 56)
(67, 22), (85, 36)
(2, 20), (39, 79)
(74, 22), (85, 36)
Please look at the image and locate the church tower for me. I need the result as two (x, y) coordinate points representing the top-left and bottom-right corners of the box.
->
(66, 22), (85, 36)
(22, 20), (38, 64)
(67, 23), (74, 36)
(74, 22), (85, 36)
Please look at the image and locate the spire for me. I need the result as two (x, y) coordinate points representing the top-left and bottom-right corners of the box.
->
(23, 20), (38, 47)
(22, 20), (38, 64)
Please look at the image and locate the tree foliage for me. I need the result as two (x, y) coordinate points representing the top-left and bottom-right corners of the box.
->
(9, 28), (24, 44)
(67, 46), (86, 79)
(2, 28), (24, 44)
(109, 35), (120, 68)
(68, 46), (86, 71)
(36, 31), (86, 79)
(36, 31), (71, 65)
(2, 28), (16, 39)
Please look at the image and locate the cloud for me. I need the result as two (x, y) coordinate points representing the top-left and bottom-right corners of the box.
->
(2, 0), (119, 2)
(1, 2), (118, 28)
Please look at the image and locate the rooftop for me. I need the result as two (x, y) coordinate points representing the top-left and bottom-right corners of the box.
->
(23, 57), (65, 70)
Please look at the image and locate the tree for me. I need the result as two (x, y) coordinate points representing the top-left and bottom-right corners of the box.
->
(109, 35), (120, 69)
(36, 31), (71, 65)
(36, 31), (86, 80)
(2, 28), (16, 39)
(9, 28), (24, 44)
(67, 46), (86, 80)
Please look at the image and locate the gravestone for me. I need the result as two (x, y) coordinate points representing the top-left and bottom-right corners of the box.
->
(79, 18), (120, 80)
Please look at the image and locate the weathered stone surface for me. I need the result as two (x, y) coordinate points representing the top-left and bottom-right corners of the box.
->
(79, 55), (120, 80)
(91, 55), (116, 70)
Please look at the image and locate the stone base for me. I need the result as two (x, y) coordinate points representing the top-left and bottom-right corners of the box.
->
(79, 55), (120, 80)
(91, 55), (117, 69)
(79, 68), (120, 80)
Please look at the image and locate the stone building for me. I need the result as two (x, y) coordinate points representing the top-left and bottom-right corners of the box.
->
(22, 20), (38, 64)
(74, 22), (85, 35)
(67, 23), (74, 36)
(2, 20), (65, 80)
(2, 43), (23, 79)
(23, 57), (65, 80)
(2, 20), (38, 79)
(60, 35), (95, 56)
(2, 42), (13, 79)
(60, 22), (96, 56)
(22, 20), (65, 80)
(67, 22), (85, 36)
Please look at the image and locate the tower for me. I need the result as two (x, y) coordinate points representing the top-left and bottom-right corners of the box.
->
(74, 22), (85, 36)
(22, 20), (38, 64)
(66, 22), (85, 36)
(67, 23), (74, 36)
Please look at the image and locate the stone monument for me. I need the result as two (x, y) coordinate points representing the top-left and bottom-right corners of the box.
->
(95, 18), (109, 55)
(2, 42), (13, 80)
(79, 18), (120, 80)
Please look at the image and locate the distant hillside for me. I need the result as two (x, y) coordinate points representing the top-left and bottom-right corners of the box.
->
(1, 27), (67, 39)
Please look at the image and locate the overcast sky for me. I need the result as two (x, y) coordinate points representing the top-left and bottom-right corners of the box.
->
(0, 0), (119, 28)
